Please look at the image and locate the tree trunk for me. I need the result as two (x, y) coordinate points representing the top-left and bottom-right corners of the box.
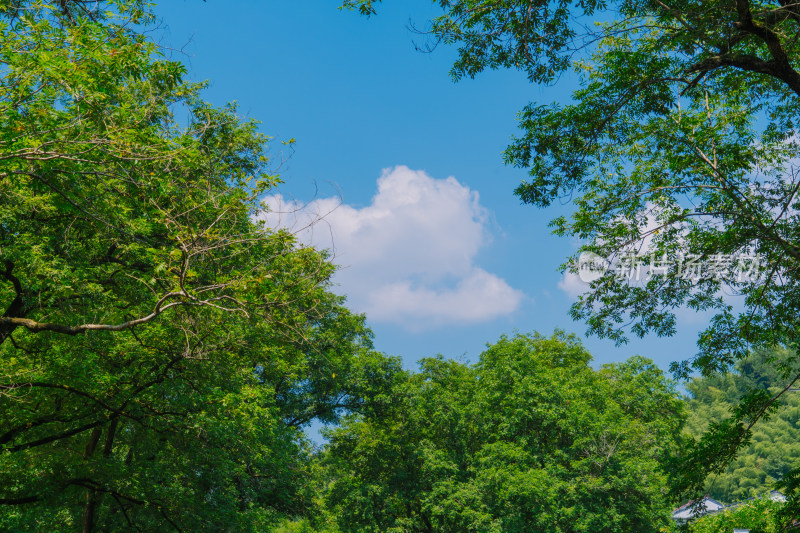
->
(81, 417), (119, 533)
(81, 428), (102, 533)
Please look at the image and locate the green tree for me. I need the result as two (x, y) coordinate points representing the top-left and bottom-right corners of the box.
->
(687, 496), (785, 533)
(322, 332), (686, 533)
(685, 347), (800, 503)
(342, 0), (800, 508)
(0, 1), (392, 530)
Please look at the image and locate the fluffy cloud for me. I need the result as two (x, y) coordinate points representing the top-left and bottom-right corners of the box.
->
(557, 271), (589, 300)
(261, 166), (524, 328)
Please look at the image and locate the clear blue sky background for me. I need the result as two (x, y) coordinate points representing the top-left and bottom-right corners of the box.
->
(155, 0), (704, 372)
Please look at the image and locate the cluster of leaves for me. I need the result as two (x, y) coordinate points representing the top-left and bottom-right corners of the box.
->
(320, 332), (686, 533)
(342, 0), (607, 83)
(0, 1), (401, 530)
(686, 496), (785, 533)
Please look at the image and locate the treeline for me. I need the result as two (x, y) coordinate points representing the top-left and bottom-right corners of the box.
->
(276, 341), (800, 532)
(318, 333), (684, 532)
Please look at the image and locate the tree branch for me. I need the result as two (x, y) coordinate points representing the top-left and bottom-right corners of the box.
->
(0, 496), (40, 505)
(0, 294), (186, 336)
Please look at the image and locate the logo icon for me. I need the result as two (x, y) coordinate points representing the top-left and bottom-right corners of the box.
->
(577, 252), (609, 282)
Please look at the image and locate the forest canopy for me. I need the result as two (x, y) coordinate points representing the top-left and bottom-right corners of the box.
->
(685, 347), (800, 503)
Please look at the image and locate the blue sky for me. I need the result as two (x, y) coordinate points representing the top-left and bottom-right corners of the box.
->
(156, 0), (705, 371)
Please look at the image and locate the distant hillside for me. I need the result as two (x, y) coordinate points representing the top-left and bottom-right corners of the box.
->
(686, 346), (800, 502)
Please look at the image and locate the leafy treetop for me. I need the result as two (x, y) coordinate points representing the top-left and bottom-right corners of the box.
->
(0, 1), (395, 530)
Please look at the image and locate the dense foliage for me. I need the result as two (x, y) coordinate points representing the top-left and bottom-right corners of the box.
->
(8, 0), (800, 530)
(0, 1), (397, 530)
(685, 347), (800, 503)
(687, 496), (785, 533)
(322, 333), (686, 533)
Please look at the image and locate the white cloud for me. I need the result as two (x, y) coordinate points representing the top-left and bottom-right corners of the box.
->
(260, 166), (524, 328)
(558, 271), (589, 300)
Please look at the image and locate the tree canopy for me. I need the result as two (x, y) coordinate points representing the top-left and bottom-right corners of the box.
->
(322, 332), (686, 533)
(342, 0), (800, 510)
(0, 1), (397, 530)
